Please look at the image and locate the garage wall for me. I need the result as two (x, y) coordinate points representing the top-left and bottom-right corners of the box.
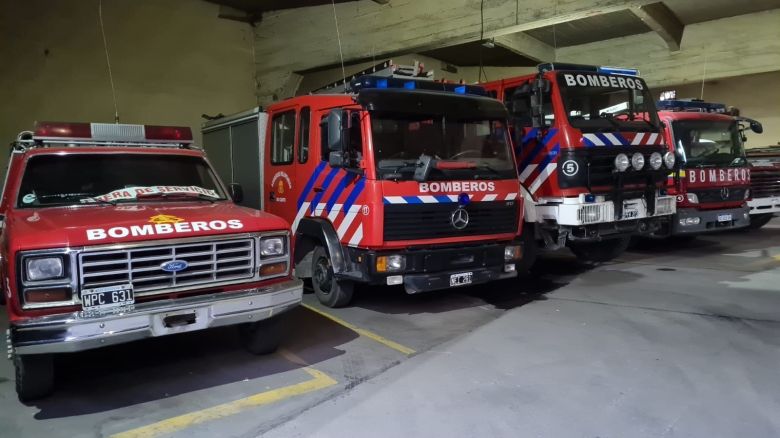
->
(652, 71), (780, 149)
(0, 0), (256, 171)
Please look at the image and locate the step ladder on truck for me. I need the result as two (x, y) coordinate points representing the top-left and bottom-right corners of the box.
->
(482, 63), (677, 264)
(203, 61), (527, 307)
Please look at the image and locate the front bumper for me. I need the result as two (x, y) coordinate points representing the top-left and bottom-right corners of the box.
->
(345, 243), (519, 294)
(748, 196), (780, 215)
(10, 279), (303, 355)
(539, 195), (676, 226)
(672, 206), (750, 235)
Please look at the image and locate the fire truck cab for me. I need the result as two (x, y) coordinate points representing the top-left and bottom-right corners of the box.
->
(204, 64), (525, 307)
(746, 145), (780, 229)
(482, 64), (676, 263)
(655, 100), (757, 236)
(1, 122), (303, 401)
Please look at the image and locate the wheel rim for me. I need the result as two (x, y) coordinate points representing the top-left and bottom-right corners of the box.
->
(313, 257), (333, 295)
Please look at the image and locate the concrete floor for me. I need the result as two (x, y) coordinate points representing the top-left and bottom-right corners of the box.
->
(2, 218), (780, 437)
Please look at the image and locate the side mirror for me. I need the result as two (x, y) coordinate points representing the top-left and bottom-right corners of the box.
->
(750, 120), (763, 134)
(327, 109), (349, 152)
(229, 183), (243, 204)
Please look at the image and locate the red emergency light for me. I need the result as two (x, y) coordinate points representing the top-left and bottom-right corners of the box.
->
(32, 121), (193, 145)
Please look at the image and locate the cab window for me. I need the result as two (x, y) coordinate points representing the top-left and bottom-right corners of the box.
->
(271, 110), (295, 165)
(298, 107), (310, 164)
(320, 115), (329, 161)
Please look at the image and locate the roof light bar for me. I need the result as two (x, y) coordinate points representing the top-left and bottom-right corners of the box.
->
(538, 63), (639, 76)
(656, 99), (728, 113)
(32, 122), (194, 145)
(349, 75), (488, 96)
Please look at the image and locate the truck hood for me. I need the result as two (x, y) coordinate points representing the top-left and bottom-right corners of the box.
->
(7, 202), (289, 251)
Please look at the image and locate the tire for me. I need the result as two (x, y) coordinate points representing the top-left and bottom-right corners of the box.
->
(14, 354), (54, 402)
(311, 246), (354, 308)
(515, 223), (539, 275)
(568, 236), (631, 264)
(748, 213), (774, 230)
(239, 316), (283, 355)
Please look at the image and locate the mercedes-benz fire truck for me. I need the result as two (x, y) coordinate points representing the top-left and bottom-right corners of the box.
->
(746, 145), (780, 229)
(482, 64), (676, 263)
(654, 99), (757, 236)
(204, 63), (525, 308)
(2, 122), (302, 401)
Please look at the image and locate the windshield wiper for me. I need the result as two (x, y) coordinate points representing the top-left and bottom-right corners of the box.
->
(135, 192), (218, 203)
(473, 163), (505, 179)
(38, 193), (117, 206)
(378, 160), (420, 180)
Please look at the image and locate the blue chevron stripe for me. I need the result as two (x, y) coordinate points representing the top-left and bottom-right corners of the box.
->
(325, 171), (357, 214)
(297, 161), (327, 209)
(309, 167), (340, 213)
(342, 177), (366, 214)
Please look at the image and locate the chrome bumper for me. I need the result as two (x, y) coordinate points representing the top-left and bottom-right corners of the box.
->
(10, 279), (303, 355)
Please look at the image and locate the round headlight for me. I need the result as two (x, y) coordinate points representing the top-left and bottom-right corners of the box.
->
(663, 151), (676, 169)
(614, 153), (629, 172)
(26, 257), (64, 281)
(259, 237), (285, 256)
(649, 152), (663, 170)
(631, 153), (645, 170)
(744, 188), (751, 200)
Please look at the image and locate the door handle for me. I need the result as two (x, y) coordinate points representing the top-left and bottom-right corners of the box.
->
(269, 191), (276, 201)
(313, 187), (324, 193)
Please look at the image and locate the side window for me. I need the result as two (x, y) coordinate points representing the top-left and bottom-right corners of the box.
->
(487, 90), (498, 99)
(506, 85), (533, 128)
(348, 112), (363, 159)
(271, 110), (295, 165)
(320, 115), (329, 161)
(298, 107), (310, 164)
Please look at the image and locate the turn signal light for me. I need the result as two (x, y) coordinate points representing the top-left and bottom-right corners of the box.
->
(260, 262), (287, 277)
(24, 288), (71, 303)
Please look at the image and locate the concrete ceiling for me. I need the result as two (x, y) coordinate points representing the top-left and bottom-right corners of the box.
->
(525, 10), (650, 48)
(422, 42), (536, 67)
(206, 0), (355, 15)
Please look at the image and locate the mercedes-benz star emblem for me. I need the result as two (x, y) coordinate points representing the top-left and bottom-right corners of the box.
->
(720, 187), (730, 200)
(451, 208), (469, 230)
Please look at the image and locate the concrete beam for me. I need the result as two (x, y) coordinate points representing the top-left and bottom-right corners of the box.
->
(557, 10), (780, 87)
(630, 1), (684, 51)
(493, 32), (555, 62)
(217, 4), (258, 24)
(371, 0), (390, 3)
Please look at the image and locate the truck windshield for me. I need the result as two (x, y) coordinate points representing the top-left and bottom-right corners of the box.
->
(17, 154), (227, 208)
(558, 72), (660, 132)
(673, 120), (746, 168)
(370, 112), (515, 180)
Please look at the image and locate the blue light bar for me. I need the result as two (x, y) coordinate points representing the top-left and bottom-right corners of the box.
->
(349, 75), (488, 96)
(656, 99), (728, 113)
(597, 66), (639, 76)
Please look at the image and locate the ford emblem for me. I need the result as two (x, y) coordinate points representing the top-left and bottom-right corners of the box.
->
(160, 260), (188, 273)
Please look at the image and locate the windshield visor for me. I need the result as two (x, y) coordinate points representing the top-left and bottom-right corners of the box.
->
(17, 154), (227, 208)
(672, 120), (746, 168)
(558, 72), (660, 132)
(371, 112), (516, 180)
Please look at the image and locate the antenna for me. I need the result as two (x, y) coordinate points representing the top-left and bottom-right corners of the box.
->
(99, 0), (120, 123)
(700, 52), (708, 100)
(331, 0), (348, 94)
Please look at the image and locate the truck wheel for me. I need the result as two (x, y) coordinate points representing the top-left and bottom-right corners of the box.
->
(239, 316), (282, 355)
(568, 236), (631, 264)
(748, 214), (774, 230)
(311, 246), (354, 308)
(14, 354), (54, 402)
(515, 223), (539, 275)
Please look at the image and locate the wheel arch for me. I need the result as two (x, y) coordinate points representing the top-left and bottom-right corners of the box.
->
(294, 217), (349, 275)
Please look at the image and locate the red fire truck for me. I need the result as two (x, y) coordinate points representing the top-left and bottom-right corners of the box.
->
(746, 145), (780, 229)
(482, 64), (676, 263)
(1, 122), (302, 400)
(653, 99), (757, 236)
(204, 64), (525, 308)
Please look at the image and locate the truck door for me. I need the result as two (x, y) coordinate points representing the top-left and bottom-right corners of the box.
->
(264, 106), (310, 227)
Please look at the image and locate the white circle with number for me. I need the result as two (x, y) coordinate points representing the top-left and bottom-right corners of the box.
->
(562, 160), (579, 176)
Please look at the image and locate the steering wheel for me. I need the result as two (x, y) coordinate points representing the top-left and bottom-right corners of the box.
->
(449, 149), (481, 160)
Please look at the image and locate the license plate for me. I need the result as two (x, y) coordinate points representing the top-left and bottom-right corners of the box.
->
(622, 208), (639, 219)
(81, 283), (134, 312)
(717, 214), (733, 222)
(449, 272), (473, 287)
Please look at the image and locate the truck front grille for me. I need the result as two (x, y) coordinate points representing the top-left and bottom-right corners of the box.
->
(692, 187), (747, 203)
(750, 169), (780, 198)
(79, 237), (255, 296)
(383, 201), (518, 241)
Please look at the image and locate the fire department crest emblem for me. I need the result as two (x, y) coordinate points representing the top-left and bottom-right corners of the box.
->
(148, 214), (184, 224)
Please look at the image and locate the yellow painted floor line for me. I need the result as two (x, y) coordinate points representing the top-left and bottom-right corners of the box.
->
(302, 303), (416, 356)
(111, 350), (337, 438)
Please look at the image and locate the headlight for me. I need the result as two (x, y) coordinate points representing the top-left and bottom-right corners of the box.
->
(259, 237), (285, 256)
(504, 245), (522, 260)
(649, 152), (663, 170)
(376, 255), (406, 272)
(686, 193), (699, 204)
(26, 257), (64, 281)
(663, 152), (676, 169)
(744, 189), (751, 200)
(631, 153), (645, 170)
(614, 153), (629, 172)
